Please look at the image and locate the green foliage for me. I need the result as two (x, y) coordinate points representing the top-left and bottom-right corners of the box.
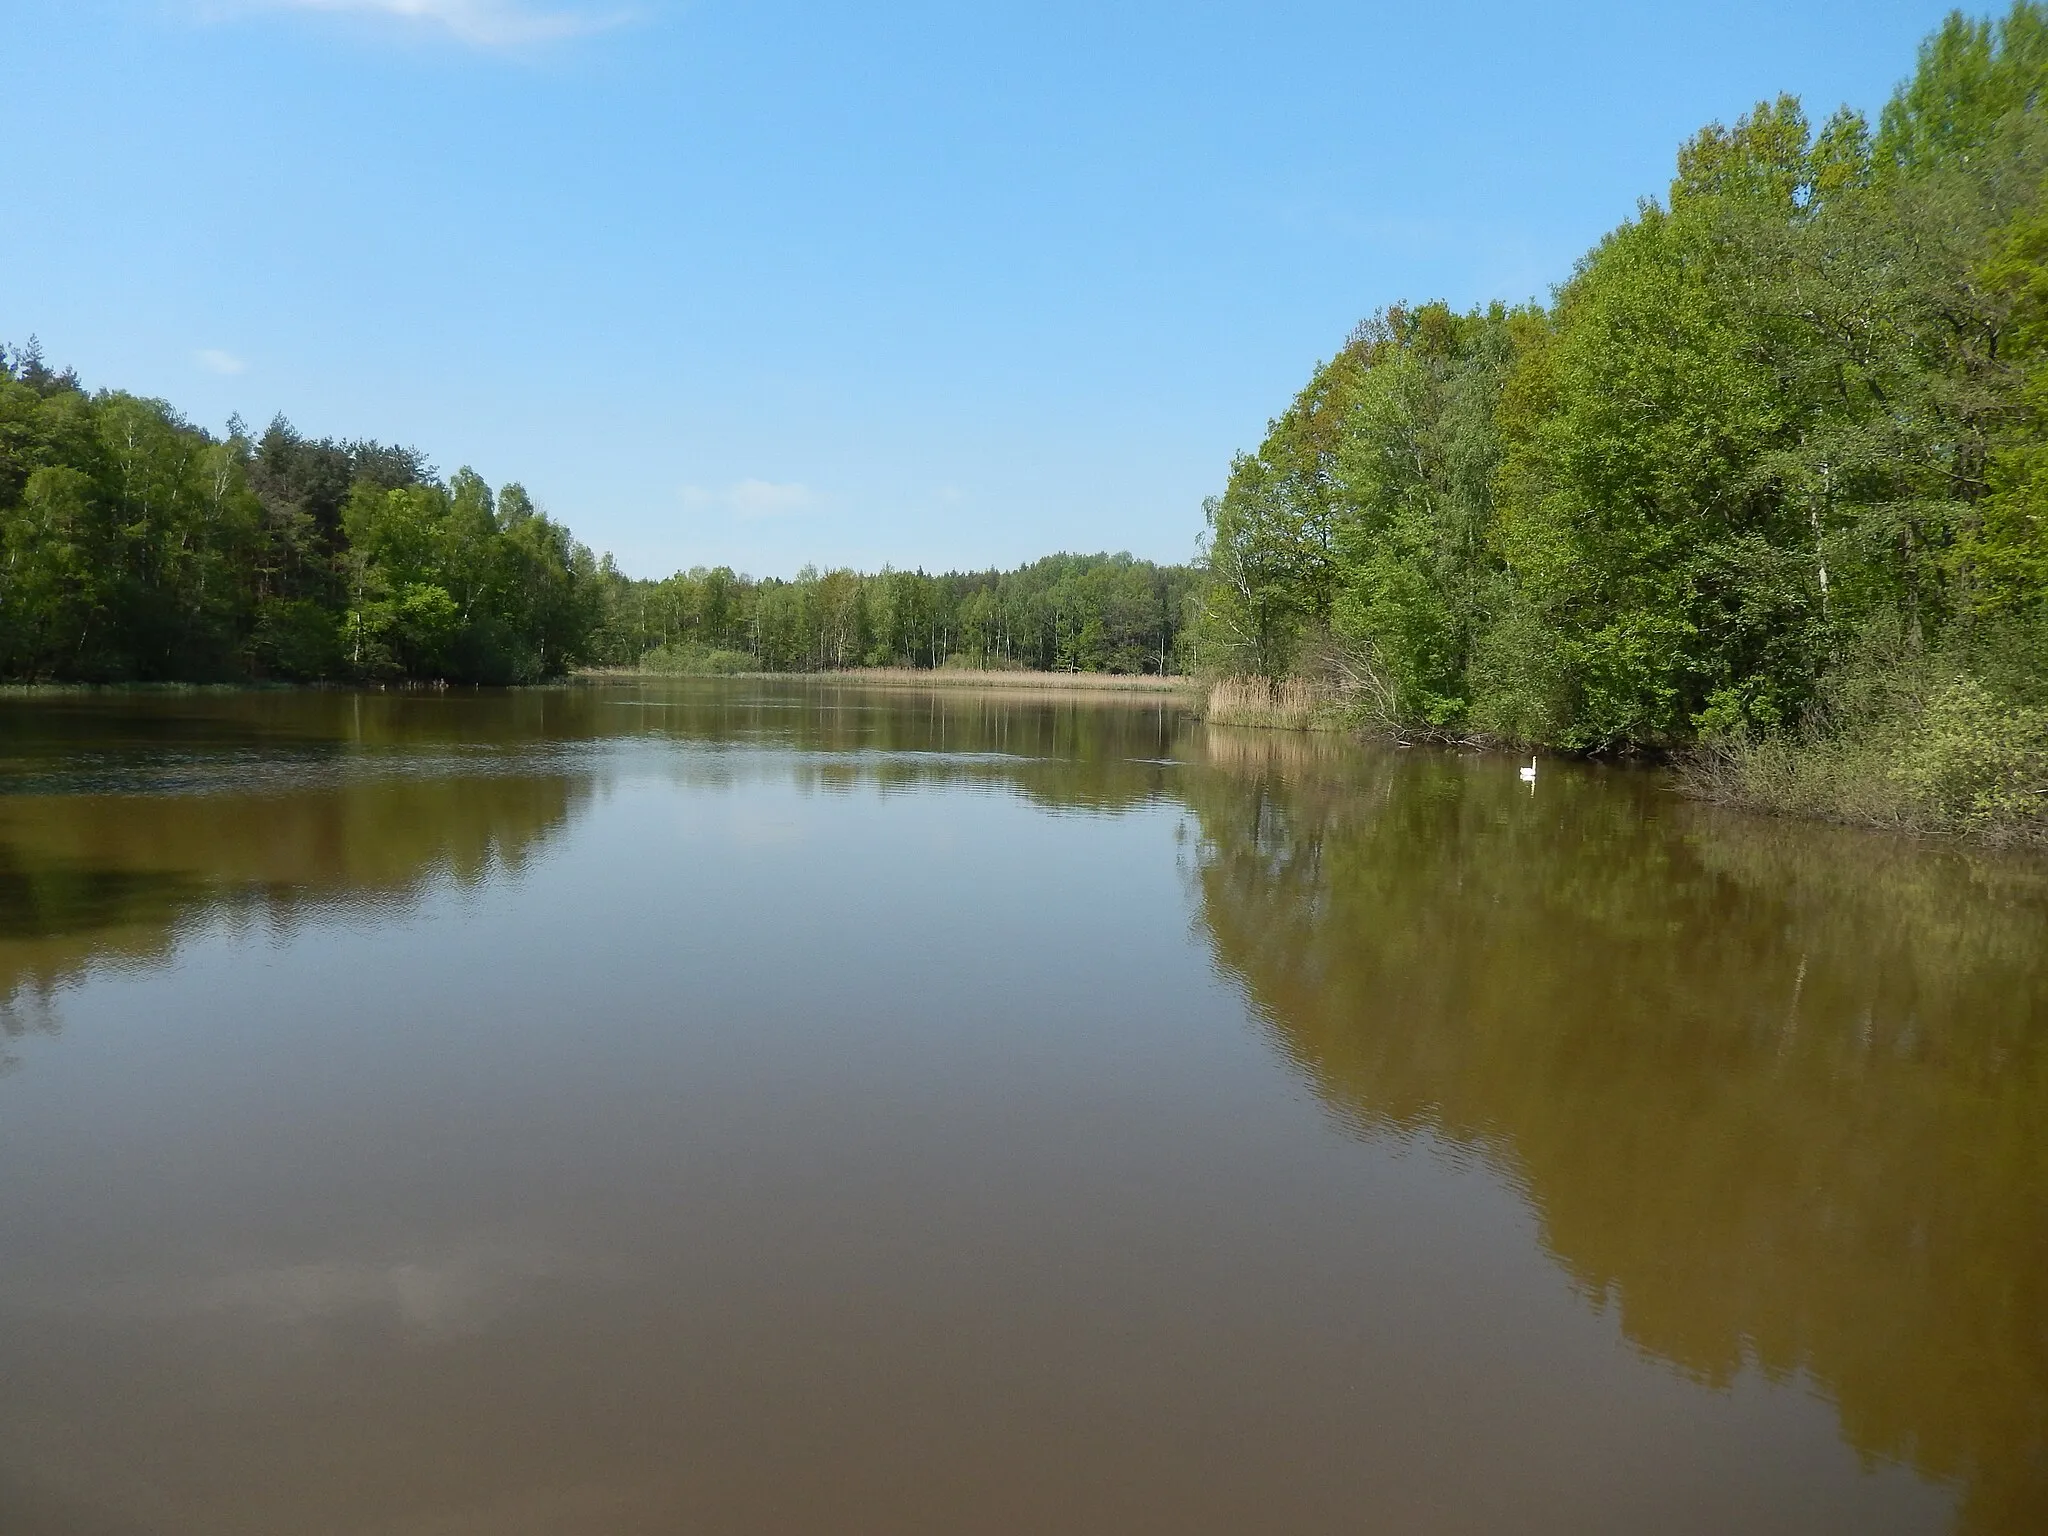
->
(1892, 676), (2048, 826)
(1687, 648), (2048, 843)
(1328, 302), (1538, 726)
(1874, 2), (2048, 178)
(591, 551), (1198, 676)
(0, 360), (265, 681)
(1490, 100), (1842, 746)
(0, 345), (604, 684)
(1967, 197), (2048, 621)
(1192, 351), (1353, 678)
(1196, 1), (2048, 818)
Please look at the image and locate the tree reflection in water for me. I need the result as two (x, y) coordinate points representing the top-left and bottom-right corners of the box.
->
(1184, 726), (2048, 1533)
(0, 686), (2041, 1529)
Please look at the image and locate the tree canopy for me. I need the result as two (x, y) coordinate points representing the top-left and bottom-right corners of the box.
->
(1196, 3), (2048, 780)
(0, 362), (605, 685)
(0, 350), (1197, 684)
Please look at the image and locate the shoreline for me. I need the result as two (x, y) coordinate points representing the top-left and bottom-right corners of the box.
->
(0, 669), (1196, 697)
(578, 666), (1195, 694)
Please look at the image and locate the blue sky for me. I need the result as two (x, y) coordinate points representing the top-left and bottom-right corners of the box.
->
(9, 0), (1967, 578)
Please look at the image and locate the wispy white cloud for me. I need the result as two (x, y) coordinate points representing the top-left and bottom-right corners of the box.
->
(220, 0), (630, 50)
(680, 479), (817, 521)
(194, 348), (247, 375)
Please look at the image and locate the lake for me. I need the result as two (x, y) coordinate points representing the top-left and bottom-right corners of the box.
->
(0, 680), (2043, 1534)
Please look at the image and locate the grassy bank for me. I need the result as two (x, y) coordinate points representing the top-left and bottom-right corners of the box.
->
(1679, 678), (2048, 847)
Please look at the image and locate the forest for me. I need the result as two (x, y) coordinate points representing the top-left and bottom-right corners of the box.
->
(1194, 4), (2048, 835)
(0, 348), (1193, 683)
(591, 554), (1196, 676)
(0, 355), (601, 686)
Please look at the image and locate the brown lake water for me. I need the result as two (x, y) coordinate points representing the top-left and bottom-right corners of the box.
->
(0, 679), (2043, 1534)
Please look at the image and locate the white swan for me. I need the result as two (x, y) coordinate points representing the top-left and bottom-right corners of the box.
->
(1519, 755), (1537, 784)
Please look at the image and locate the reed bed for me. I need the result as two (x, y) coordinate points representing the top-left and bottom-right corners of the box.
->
(1201, 676), (1334, 730)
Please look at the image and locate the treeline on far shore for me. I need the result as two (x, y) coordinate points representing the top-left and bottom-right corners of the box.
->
(1190, 5), (2048, 841)
(0, 344), (1196, 685)
(595, 555), (1197, 676)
